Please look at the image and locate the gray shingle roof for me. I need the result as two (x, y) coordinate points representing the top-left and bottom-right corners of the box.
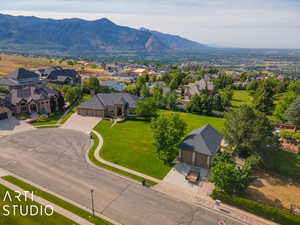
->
(179, 124), (222, 156)
(6, 68), (39, 81)
(10, 86), (58, 105)
(78, 93), (139, 110)
(77, 95), (105, 110)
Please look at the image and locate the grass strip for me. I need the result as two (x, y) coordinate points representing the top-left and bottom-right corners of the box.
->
(2, 176), (112, 225)
(0, 183), (77, 225)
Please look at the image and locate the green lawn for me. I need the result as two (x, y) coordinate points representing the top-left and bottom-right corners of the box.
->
(231, 90), (253, 107)
(31, 111), (64, 126)
(2, 176), (112, 225)
(88, 132), (156, 186)
(94, 111), (225, 179)
(60, 94), (91, 124)
(0, 183), (76, 225)
(263, 150), (300, 181)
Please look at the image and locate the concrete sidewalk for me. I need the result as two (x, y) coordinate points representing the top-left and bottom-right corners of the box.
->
(92, 130), (161, 184)
(0, 178), (93, 225)
(155, 181), (278, 225)
(0, 168), (120, 225)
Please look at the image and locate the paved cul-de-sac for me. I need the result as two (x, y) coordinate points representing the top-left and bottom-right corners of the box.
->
(0, 128), (242, 225)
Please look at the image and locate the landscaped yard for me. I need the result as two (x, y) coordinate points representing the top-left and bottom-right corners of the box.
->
(231, 90), (253, 107)
(94, 111), (225, 179)
(59, 94), (91, 124)
(0, 183), (76, 225)
(31, 111), (64, 126)
(263, 150), (300, 181)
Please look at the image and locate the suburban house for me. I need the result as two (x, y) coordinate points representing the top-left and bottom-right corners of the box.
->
(0, 66), (82, 116)
(36, 67), (81, 86)
(112, 72), (138, 82)
(77, 93), (140, 117)
(178, 124), (222, 169)
(9, 86), (59, 114)
(183, 79), (215, 102)
(0, 68), (43, 89)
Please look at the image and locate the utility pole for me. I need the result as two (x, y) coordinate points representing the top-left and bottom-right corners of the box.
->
(91, 189), (95, 217)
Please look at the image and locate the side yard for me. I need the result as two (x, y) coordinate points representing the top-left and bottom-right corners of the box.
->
(94, 111), (225, 179)
(262, 150), (300, 181)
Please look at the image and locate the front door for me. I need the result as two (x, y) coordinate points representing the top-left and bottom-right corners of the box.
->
(117, 107), (122, 116)
(30, 104), (37, 112)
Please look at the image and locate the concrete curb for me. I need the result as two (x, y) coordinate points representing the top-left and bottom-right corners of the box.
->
(0, 178), (93, 225)
(0, 169), (121, 225)
(92, 130), (161, 184)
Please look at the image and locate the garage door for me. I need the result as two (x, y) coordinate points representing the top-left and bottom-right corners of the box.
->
(0, 112), (8, 120)
(78, 108), (87, 116)
(195, 152), (209, 169)
(96, 110), (104, 117)
(181, 150), (193, 165)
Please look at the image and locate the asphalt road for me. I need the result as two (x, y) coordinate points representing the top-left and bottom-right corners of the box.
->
(0, 129), (244, 225)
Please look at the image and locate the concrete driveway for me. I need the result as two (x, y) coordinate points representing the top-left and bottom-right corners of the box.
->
(162, 163), (210, 192)
(0, 117), (35, 137)
(0, 129), (242, 225)
(60, 112), (102, 134)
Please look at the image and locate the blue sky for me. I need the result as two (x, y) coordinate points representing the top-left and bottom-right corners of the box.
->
(0, 0), (299, 48)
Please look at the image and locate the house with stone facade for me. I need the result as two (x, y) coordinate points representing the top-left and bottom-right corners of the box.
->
(178, 125), (222, 169)
(77, 93), (139, 118)
(9, 86), (59, 114)
(0, 68), (60, 115)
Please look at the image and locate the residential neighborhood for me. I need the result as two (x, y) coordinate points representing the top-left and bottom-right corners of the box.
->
(0, 52), (299, 225)
(0, 1), (300, 225)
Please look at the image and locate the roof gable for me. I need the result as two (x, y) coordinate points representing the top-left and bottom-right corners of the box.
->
(6, 68), (39, 81)
(179, 124), (222, 156)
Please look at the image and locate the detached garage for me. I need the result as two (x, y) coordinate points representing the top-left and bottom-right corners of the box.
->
(178, 124), (222, 169)
(0, 107), (12, 120)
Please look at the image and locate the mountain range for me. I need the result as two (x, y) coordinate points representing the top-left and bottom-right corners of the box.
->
(0, 14), (208, 56)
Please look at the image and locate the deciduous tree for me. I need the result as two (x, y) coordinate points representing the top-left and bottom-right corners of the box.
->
(223, 105), (278, 157)
(151, 114), (187, 164)
(135, 98), (157, 118)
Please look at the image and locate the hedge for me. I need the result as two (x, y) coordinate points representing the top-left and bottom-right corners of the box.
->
(278, 130), (300, 141)
(211, 190), (300, 225)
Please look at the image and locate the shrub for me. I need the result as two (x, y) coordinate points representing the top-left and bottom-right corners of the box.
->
(211, 190), (300, 225)
(36, 114), (49, 122)
(16, 113), (29, 120)
(0, 87), (9, 93)
(278, 130), (300, 141)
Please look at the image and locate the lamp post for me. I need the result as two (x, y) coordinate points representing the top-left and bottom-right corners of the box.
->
(91, 189), (95, 217)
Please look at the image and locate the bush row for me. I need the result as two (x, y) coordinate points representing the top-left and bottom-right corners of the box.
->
(211, 190), (300, 225)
